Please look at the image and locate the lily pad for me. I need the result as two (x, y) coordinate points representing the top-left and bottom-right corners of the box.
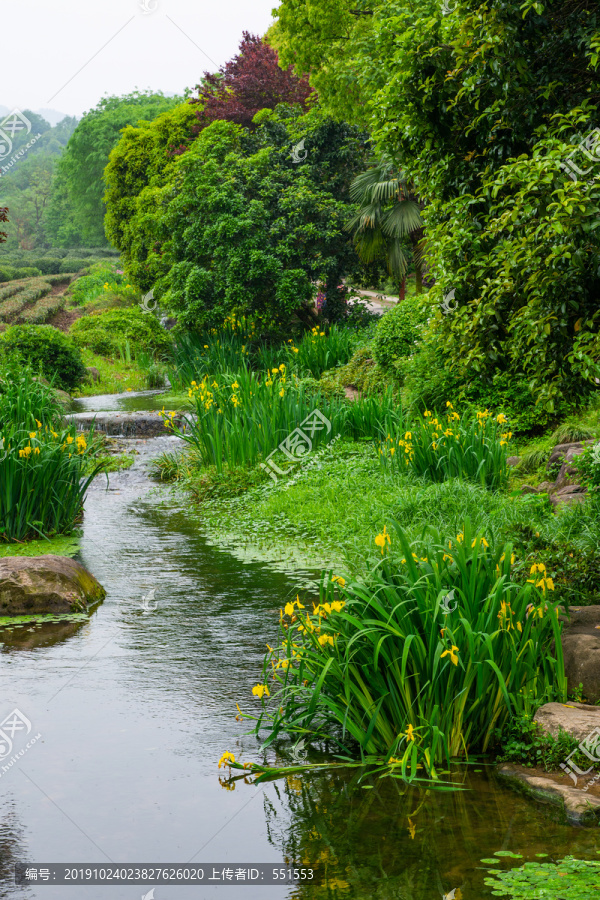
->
(485, 857), (600, 899)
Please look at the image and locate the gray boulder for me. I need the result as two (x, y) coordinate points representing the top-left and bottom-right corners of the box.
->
(560, 605), (600, 702)
(533, 701), (600, 741)
(546, 440), (596, 470)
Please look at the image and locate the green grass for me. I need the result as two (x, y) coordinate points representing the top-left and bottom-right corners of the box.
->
(72, 349), (148, 396)
(189, 438), (600, 607)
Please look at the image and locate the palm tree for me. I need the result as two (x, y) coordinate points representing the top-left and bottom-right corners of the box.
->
(347, 159), (424, 300)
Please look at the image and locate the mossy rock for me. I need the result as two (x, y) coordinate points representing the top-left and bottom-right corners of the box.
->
(0, 555), (105, 616)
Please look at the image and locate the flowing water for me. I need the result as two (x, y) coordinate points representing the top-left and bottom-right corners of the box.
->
(1, 392), (598, 899)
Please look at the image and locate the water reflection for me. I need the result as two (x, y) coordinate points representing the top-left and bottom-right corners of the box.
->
(0, 619), (88, 652)
(70, 389), (179, 414)
(264, 766), (600, 899)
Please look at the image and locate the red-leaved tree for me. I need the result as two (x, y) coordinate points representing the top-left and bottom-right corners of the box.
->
(193, 32), (312, 128)
(0, 207), (8, 244)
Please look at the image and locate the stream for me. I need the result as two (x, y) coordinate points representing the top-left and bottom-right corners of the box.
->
(0, 390), (598, 899)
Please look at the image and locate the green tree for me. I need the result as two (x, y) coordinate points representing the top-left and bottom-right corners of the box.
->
(105, 99), (368, 325)
(48, 91), (181, 246)
(347, 160), (424, 299)
(103, 101), (199, 280)
(153, 112), (365, 327)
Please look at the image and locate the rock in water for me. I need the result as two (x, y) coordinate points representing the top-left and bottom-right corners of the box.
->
(0, 556), (106, 616)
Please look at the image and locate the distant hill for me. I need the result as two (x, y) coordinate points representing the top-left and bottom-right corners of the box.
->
(35, 108), (74, 126)
(0, 106), (72, 126)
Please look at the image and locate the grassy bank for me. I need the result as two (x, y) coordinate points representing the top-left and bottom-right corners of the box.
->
(167, 435), (600, 609)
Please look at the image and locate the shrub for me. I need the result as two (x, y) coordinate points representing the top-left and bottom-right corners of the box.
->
(321, 345), (392, 396)
(372, 298), (420, 375)
(402, 340), (573, 431)
(20, 294), (66, 324)
(0, 296), (29, 322)
(0, 266), (42, 282)
(0, 324), (87, 390)
(59, 258), (89, 273)
(571, 440), (600, 493)
(35, 258), (62, 275)
(67, 262), (132, 306)
(0, 266), (16, 283)
(0, 282), (24, 302)
(69, 306), (172, 357)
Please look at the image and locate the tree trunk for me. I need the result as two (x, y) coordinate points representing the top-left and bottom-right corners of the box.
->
(410, 227), (425, 294)
(398, 277), (406, 302)
(414, 262), (423, 295)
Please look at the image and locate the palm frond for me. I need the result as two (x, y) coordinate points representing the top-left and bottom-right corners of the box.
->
(386, 240), (412, 280)
(381, 201), (423, 239)
(352, 228), (388, 266)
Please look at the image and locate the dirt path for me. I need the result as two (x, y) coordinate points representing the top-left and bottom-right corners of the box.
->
(348, 288), (398, 315)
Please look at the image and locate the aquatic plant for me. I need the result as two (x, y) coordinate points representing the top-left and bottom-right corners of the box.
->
(483, 855), (600, 899)
(379, 404), (511, 491)
(249, 522), (566, 780)
(0, 367), (104, 541)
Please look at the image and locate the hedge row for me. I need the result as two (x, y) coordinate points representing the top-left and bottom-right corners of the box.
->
(20, 294), (65, 325)
(0, 280), (53, 323)
(0, 281), (28, 303)
(0, 295), (30, 322)
(0, 266), (42, 283)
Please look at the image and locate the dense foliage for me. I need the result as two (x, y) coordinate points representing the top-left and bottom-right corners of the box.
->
(69, 306), (172, 357)
(372, 299), (420, 375)
(0, 113), (77, 250)
(107, 106), (368, 327)
(45, 91), (181, 246)
(272, 0), (600, 409)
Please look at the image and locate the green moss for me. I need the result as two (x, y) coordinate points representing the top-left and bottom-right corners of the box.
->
(0, 535), (79, 558)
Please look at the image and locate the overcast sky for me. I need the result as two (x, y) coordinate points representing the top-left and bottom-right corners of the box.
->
(5, 0), (278, 118)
